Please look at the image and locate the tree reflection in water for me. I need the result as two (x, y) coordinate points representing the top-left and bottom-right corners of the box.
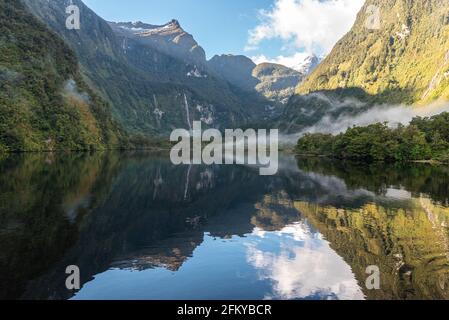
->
(1, 152), (449, 300)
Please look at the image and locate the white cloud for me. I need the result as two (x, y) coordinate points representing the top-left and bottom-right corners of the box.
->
(247, 0), (365, 55)
(247, 222), (365, 300)
(251, 52), (312, 71)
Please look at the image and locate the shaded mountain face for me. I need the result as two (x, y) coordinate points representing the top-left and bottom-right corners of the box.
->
(280, 0), (449, 133)
(253, 63), (303, 104)
(23, 0), (270, 136)
(208, 54), (306, 106)
(208, 54), (259, 91)
(107, 19), (274, 129)
(109, 20), (207, 68)
(0, 0), (127, 152)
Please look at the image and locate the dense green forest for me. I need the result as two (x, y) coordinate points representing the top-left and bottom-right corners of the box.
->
(297, 112), (449, 163)
(0, 0), (128, 152)
(296, 1), (449, 104)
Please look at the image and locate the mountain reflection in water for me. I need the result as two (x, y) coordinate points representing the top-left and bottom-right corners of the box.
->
(1, 152), (449, 300)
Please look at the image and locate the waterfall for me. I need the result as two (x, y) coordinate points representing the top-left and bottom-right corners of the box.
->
(153, 94), (158, 108)
(183, 93), (192, 131)
(184, 165), (192, 200)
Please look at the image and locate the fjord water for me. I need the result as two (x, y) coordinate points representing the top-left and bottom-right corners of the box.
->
(1, 152), (449, 300)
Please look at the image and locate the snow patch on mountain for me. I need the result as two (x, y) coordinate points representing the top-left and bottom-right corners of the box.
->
(251, 53), (321, 75)
(187, 66), (207, 78)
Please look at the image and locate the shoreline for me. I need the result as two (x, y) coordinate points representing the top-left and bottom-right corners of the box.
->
(0, 147), (172, 156)
(295, 153), (448, 165)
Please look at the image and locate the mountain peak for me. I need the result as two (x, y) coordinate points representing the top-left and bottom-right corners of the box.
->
(208, 54), (258, 92)
(109, 18), (206, 66)
(210, 54), (256, 67)
(291, 54), (320, 75)
(169, 19), (180, 28)
(110, 19), (184, 36)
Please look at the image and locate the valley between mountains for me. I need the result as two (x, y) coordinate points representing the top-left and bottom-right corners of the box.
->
(4, 0), (449, 301)
(2, 0), (449, 155)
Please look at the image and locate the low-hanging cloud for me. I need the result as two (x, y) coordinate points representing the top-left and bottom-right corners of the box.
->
(281, 95), (449, 144)
(63, 79), (90, 103)
(304, 102), (449, 135)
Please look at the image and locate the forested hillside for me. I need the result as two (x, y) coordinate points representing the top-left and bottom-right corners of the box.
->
(298, 0), (449, 104)
(0, 0), (127, 152)
(24, 0), (272, 136)
(281, 0), (449, 133)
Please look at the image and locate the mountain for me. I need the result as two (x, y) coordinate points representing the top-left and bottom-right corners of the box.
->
(23, 0), (269, 135)
(208, 54), (305, 105)
(290, 54), (320, 75)
(109, 20), (207, 68)
(253, 63), (303, 104)
(208, 54), (259, 92)
(297, 0), (449, 104)
(0, 0), (127, 152)
(280, 0), (449, 133)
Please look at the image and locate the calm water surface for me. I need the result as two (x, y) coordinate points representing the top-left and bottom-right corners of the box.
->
(1, 152), (449, 300)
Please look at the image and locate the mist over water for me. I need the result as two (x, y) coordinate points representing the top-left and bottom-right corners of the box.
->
(304, 102), (449, 135)
(282, 95), (449, 144)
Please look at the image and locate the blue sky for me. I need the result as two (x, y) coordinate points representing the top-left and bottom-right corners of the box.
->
(82, 0), (364, 68)
(83, 0), (274, 58)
